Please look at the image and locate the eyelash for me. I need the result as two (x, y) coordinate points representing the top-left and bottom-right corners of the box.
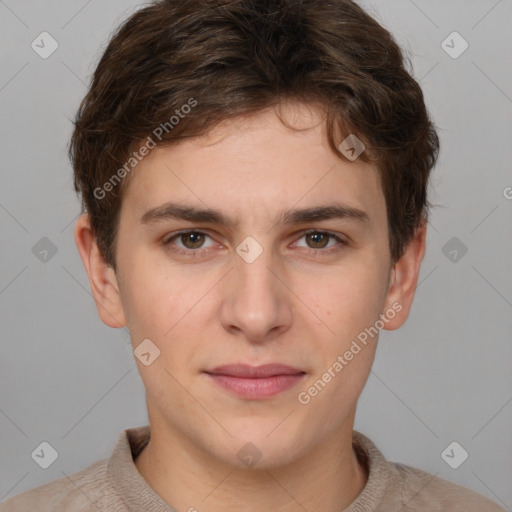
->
(163, 229), (347, 258)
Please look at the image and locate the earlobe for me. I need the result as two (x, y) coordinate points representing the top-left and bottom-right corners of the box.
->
(382, 223), (427, 331)
(74, 214), (127, 328)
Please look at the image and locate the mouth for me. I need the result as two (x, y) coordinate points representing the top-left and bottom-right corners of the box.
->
(203, 364), (306, 400)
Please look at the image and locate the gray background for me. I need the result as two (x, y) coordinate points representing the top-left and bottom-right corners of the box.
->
(1, 0), (511, 508)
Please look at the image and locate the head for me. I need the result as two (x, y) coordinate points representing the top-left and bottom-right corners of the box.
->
(72, 0), (439, 469)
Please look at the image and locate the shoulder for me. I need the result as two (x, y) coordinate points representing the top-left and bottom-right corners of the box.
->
(351, 431), (506, 512)
(0, 457), (122, 512)
(389, 462), (507, 511)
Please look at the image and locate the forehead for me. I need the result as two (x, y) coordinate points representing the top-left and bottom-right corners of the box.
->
(120, 104), (386, 228)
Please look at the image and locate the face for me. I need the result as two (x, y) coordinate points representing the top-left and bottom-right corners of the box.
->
(76, 102), (425, 469)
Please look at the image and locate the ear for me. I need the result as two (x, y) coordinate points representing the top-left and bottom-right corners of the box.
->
(74, 213), (127, 328)
(382, 222), (427, 331)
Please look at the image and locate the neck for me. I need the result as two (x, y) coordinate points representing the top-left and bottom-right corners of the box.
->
(135, 421), (368, 512)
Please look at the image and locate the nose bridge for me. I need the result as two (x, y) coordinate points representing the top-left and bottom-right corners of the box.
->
(235, 235), (281, 306)
(221, 235), (291, 340)
(238, 239), (277, 291)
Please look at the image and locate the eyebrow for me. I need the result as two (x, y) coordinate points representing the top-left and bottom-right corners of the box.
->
(139, 201), (370, 228)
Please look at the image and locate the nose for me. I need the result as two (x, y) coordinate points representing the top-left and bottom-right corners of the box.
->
(219, 242), (293, 343)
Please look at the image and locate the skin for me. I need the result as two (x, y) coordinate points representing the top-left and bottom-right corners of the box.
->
(75, 102), (426, 512)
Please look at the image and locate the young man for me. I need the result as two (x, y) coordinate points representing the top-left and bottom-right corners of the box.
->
(1, 0), (506, 510)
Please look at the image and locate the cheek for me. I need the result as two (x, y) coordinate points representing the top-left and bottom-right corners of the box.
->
(306, 258), (388, 338)
(123, 266), (203, 395)
(118, 258), (182, 339)
(296, 267), (385, 423)
(121, 260), (217, 367)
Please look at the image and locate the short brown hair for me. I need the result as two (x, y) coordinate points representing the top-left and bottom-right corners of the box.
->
(70, 0), (439, 270)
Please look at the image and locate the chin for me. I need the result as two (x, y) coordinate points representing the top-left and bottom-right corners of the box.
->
(213, 426), (310, 470)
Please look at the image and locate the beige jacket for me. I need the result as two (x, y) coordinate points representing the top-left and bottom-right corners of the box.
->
(0, 426), (506, 511)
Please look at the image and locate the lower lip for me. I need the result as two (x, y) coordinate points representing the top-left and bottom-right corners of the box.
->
(206, 373), (305, 399)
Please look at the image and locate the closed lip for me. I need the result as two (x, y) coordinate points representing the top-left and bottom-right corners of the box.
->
(204, 363), (305, 378)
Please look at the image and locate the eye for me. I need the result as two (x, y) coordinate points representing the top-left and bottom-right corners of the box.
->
(163, 229), (346, 259)
(294, 230), (346, 253)
(163, 230), (216, 257)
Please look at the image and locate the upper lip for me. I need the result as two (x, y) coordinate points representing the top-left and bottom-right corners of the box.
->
(204, 364), (305, 378)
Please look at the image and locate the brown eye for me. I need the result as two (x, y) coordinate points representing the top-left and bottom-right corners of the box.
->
(180, 232), (205, 249)
(305, 232), (330, 249)
(163, 230), (216, 256)
(294, 230), (346, 254)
